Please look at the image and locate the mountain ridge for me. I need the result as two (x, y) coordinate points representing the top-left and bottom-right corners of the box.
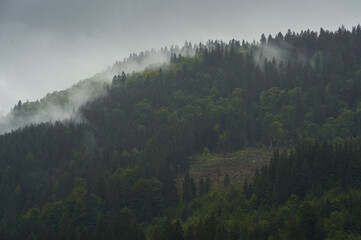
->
(1, 25), (361, 239)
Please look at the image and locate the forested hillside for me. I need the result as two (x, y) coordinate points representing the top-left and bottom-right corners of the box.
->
(1, 25), (361, 239)
(0, 45), (192, 135)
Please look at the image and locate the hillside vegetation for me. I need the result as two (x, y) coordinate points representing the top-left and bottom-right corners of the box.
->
(1, 25), (361, 239)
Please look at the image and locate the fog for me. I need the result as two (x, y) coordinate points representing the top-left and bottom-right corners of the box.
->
(1, 0), (361, 117)
(0, 48), (181, 134)
(253, 39), (311, 69)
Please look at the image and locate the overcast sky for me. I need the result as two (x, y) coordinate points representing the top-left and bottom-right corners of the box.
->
(1, 0), (361, 114)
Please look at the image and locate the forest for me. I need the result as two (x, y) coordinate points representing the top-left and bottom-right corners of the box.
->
(1, 25), (361, 239)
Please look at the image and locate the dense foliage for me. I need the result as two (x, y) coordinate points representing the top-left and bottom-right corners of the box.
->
(1, 25), (361, 239)
(159, 140), (361, 240)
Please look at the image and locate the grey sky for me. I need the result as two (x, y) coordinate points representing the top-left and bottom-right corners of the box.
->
(1, 0), (361, 114)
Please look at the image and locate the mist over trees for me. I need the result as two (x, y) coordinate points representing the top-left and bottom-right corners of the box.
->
(1, 25), (361, 239)
(0, 43), (195, 135)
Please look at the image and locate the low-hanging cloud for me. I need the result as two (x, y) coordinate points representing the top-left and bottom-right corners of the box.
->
(1, 0), (361, 133)
(0, 77), (106, 134)
(0, 46), (194, 134)
(253, 38), (312, 69)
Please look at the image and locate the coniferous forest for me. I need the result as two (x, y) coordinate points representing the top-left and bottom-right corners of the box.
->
(1, 25), (361, 239)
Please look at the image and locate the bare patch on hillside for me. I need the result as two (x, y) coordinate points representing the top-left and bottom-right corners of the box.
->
(175, 148), (272, 196)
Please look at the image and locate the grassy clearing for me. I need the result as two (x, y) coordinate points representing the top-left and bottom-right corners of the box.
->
(189, 148), (272, 184)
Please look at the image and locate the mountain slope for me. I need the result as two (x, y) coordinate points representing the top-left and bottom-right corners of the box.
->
(1, 25), (361, 239)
